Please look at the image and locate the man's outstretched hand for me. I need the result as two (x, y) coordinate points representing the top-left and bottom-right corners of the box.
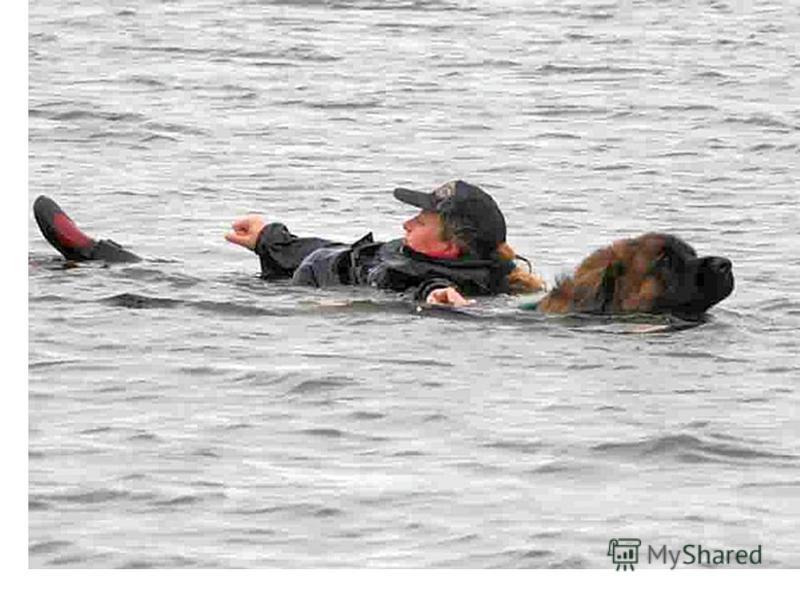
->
(225, 215), (266, 250)
(426, 286), (473, 308)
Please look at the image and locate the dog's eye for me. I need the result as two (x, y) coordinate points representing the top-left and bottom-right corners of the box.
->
(649, 253), (670, 272)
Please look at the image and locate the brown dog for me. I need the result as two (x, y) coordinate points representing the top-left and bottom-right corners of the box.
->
(535, 233), (734, 316)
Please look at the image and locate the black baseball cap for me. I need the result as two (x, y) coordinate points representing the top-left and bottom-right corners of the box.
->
(393, 180), (507, 259)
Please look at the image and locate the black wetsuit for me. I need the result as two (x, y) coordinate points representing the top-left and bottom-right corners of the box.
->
(254, 223), (515, 301)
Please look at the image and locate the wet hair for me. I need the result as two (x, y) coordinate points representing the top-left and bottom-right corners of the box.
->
(496, 242), (547, 294)
(439, 216), (546, 294)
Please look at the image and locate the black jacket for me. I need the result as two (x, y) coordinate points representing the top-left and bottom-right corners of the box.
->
(254, 223), (515, 301)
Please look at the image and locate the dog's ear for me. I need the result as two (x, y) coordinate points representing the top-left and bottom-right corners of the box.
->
(597, 261), (625, 312)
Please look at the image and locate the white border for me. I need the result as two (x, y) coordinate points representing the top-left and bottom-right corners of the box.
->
(15, 0), (800, 594)
(5, 0), (29, 579)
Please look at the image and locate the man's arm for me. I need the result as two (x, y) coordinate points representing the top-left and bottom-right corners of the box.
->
(225, 215), (342, 279)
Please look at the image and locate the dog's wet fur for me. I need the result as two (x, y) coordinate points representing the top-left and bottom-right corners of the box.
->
(537, 233), (734, 317)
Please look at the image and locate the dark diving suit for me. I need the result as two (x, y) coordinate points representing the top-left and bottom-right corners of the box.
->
(254, 223), (515, 301)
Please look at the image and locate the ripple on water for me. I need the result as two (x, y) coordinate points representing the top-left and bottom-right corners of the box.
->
(592, 433), (797, 465)
(29, 540), (73, 556)
(482, 440), (543, 455)
(455, 548), (554, 569)
(349, 410), (386, 420)
(118, 556), (207, 569)
(229, 501), (340, 518)
(288, 376), (358, 394)
(47, 553), (110, 567)
(739, 480), (800, 490)
(29, 107), (145, 123)
(31, 489), (159, 507)
(300, 427), (348, 438)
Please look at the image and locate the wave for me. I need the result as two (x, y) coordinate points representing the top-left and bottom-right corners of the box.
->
(538, 63), (653, 75)
(289, 376), (357, 394)
(29, 108), (144, 123)
(723, 115), (798, 131)
(592, 433), (797, 465)
(30, 488), (157, 505)
(100, 293), (287, 316)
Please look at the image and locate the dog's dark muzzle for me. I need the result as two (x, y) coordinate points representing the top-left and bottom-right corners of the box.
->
(693, 255), (735, 312)
(706, 256), (732, 277)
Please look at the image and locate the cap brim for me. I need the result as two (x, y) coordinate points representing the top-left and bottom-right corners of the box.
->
(393, 188), (437, 211)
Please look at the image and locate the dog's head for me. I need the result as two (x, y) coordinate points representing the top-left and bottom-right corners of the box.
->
(538, 233), (734, 316)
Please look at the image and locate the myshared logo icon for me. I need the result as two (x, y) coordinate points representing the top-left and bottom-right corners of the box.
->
(608, 538), (763, 570)
(607, 538), (641, 571)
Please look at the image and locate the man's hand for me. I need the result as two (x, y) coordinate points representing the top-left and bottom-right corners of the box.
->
(425, 286), (473, 307)
(225, 215), (266, 250)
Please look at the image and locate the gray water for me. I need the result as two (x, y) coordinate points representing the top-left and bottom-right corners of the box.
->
(29, 0), (800, 568)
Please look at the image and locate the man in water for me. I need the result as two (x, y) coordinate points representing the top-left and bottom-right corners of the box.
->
(224, 180), (544, 305)
(33, 180), (545, 306)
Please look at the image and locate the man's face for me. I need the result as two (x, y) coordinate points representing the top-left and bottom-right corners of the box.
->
(402, 211), (460, 260)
